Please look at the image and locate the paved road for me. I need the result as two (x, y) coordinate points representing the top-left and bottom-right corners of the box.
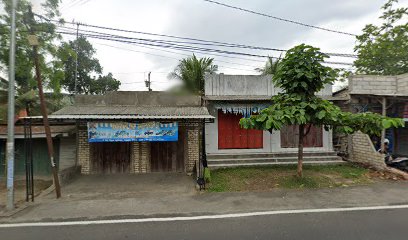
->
(1, 208), (407, 240)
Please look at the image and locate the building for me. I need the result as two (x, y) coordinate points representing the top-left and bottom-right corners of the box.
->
(26, 91), (213, 175)
(0, 124), (76, 178)
(204, 74), (341, 168)
(333, 73), (408, 167)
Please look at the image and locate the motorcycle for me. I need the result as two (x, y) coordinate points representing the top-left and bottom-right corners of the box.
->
(385, 154), (408, 172)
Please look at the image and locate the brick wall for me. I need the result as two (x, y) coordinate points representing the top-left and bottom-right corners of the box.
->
(130, 142), (140, 173)
(187, 127), (200, 173)
(76, 123), (199, 174)
(349, 131), (386, 170)
(77, 127), (91, 174)
(140, 142), (151, 173)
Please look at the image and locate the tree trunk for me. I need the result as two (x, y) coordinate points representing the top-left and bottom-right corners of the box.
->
(297, 124), (305, 178)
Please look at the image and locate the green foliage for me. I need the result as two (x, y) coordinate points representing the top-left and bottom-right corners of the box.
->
(204, 167), (211, 183)
(57, 36), (120, 94)
(273, 44), (337, 96)
(240, 94), (404, 136)
(354, 0), (408, 75)
(240, 43), (404, 176)
(168, 54), (218, 94)
(241, 44), (404, 136)
(255, 56), (281, 75)
(0, 0), (63, 94)
(91, 73), (121, 95)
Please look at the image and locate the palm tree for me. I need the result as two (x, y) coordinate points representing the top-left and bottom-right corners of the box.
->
(168, 54), (218, 94)
(256, 56), (281, 75)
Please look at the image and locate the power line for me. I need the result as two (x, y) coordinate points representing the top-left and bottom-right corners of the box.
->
(202, 0), (357, 37)
(93, 41), (260, 72)
(57, 29), (354, 66)
(35, 14), (357, 58)
(60, 0), (86, 11)
(90, 34), (262, 68)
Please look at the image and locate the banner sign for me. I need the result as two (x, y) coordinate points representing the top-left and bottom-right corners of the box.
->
(87, 122), (178, 142)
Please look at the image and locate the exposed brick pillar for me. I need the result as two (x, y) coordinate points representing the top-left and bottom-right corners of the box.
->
(77, 128), (91, 174)
(140, 142), (151, 173)
(130, 142), (141, 173)
(187, 127), (200, 173)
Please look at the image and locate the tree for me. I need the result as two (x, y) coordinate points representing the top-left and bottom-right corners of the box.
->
(240, 44), (404, 177)
(0, 0), (65, 119)
(255, 56), (281, 75)
(0, 0), (63, 94)
(57, 36), (120, 94)
(91, 73), (121, 95)
(168, 54), (218, 94)
(354, 0), (408, 75)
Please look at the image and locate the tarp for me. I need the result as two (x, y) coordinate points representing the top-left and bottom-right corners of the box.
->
(87, 122), (178, 142)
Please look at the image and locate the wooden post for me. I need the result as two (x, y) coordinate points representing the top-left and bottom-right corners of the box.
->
(27, 6), (61, 198)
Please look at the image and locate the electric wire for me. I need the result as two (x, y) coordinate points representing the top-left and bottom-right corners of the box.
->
(202, 0), (357, 37)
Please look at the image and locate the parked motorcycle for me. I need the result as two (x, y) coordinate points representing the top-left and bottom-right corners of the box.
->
(385, 154), (408, 172)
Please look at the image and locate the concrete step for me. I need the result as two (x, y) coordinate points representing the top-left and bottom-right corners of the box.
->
(208, 160), (345, 169)
(207, 152), (343, 168)
(206, 151), (338, 160)
(207, 155), (342, 165)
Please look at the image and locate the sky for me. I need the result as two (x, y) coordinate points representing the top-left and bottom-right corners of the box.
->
(6, 0), (408, 91)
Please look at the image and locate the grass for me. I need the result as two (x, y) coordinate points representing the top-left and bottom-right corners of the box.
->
(206, 163), (373, 192)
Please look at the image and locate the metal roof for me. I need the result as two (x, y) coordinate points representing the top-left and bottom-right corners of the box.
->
(40, 105), (215, 120)
(0, 125), (76, 139)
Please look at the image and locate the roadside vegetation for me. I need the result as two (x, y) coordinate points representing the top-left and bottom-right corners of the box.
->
(206, 163), (400, 192)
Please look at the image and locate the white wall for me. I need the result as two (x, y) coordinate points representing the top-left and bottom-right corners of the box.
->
(205, 74), (333, 97)
(205, 112), (333, 155)
(59, 137), (77, 170)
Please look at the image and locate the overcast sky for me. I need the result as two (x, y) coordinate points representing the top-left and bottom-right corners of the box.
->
(12, 0), (408, 91)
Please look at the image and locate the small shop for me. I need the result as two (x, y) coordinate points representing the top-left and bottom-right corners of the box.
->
(204, 74), (335, 156)
(31, 91), (214, 175)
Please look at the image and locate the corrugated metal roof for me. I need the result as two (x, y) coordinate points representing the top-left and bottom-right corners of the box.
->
(27, 115), (213, 120)
(36, 106), (215, 120)
(0, 125), (76, 138)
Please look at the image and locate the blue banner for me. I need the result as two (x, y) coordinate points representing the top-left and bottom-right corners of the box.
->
(87, 122), (178, 142)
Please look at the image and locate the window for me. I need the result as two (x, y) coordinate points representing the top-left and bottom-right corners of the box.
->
(280, 125), (323, 148)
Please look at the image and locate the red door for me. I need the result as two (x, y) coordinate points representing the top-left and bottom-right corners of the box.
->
(218, 110), (263, 149)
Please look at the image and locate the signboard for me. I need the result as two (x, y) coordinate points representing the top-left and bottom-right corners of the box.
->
(87, 122), (178, 142)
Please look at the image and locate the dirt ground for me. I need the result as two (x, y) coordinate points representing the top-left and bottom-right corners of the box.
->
(0, 178), (53, 211)
(39, 173), (197, 201)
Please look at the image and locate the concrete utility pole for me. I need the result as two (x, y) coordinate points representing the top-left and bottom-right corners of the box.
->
(74, 22), (79, 94)
(145, 71), (152, 91)
(27, 6), (61, 198)
(6, 0), (18, 211)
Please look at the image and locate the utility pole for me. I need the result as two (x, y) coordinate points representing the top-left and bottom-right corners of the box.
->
(6, 0), (18, 211)
(145, 71), (152, 91)
(74, 22), (79, 94)
(27, 6), (61, 198)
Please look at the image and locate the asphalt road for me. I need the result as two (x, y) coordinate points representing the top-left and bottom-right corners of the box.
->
(1, 208), (407, 240)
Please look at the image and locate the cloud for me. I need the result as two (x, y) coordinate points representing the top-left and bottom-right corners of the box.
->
(3, 0), (407, 90)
